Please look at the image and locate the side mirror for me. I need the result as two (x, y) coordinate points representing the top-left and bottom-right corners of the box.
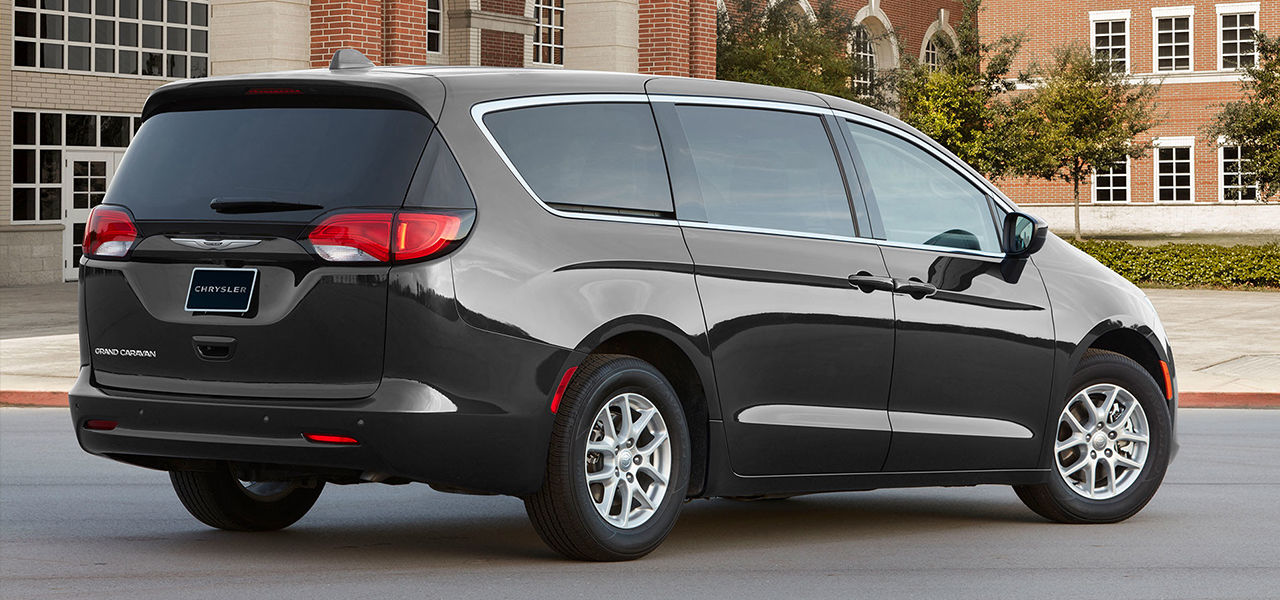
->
(1003, 212), (1047, 258)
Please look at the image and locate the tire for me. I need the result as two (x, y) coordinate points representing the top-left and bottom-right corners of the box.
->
(525, 354), (691, 561)
(170, 464), (324, 532)
(1015, 349), (1172, 524)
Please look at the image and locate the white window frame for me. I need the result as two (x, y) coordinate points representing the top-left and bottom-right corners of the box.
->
(1218, 139), (1259, 203)
(11, 0), (211, 80)
(1152, 6), (1195, 73)
(1090, 10), (1131, 73)
(426, 0), (442, 54)
(851, 24), (876, 94)
(1092, 156), (1132, 203)
(9, 109), (140, 225)
(1153, 136), (1196, 203)
(1216, 2), (1260, 71)
(532, 0), (564, 66)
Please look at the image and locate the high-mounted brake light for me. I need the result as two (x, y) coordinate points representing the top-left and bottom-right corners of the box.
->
(245, 88), (303, 95)
(306, 211), (467, 263)
(83, 206), (138, 258)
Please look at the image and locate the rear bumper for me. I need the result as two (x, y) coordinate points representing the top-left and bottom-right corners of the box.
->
(69, 367), (556, 496)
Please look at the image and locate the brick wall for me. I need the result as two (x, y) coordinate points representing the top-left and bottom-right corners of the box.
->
(384, 0), (430, 65)
(979, 0), (1275, 206)
(482, 0), (528, 15)
(311, 0), (385, 66)
(481, 29), (527, 66)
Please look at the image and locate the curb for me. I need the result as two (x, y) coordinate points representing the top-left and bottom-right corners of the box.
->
(3, 390), (1279, 408)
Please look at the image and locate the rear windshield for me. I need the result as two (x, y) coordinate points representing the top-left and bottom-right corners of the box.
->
(108, 108), (432, 221)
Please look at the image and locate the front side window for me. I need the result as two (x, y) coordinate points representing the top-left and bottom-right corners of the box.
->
(845, 121), (1001, 253)
(1093, 19), (1128, 72)
(13, 0), (210, 78)
(675, 105), (854, 237)
(1221, 12), (1257, 69)
(1095, 159), (1129, 202)
(484, 102), (673, 215)
(1156, 15), (1191, 72)
(1222, 146), (1258, 201)
(1156, 145), (1194, 202)
(533, 0), (564, 65)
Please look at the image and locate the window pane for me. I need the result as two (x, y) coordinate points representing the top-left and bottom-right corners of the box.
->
(41, 0), (62, 8)
(41, 14), (64, 40)
(40, 188), (62, 220)
(15, 113), (38, 145)
(69, 16), (91, 42)
(14, 150), (37, 183)
(40, 149), (62, 183)
(120, 0), (137, 18)
(40, 113), (62, 145)
(13, 189), (38, 221)
(167, 0), (187, 23)
(191, 28), (206, 53)
(68, 45), (91, 70)
(120, 22), (138, 46)
(95, 46), (114, 72)
(67, 114), (97, 146)
(142, 0), (161, 20)
(167, 26), (185, 50)
(675, 105), (852, 236)
(167, 53), (186, 77)
(95, 0), (113, 15)
(69, 0), (90, 11)
(16, 41), (37, 66)
(847, 121), (1000, 252)
(142, 51), (163, 75)
(16, 11), (37, 37)
(484, 103), (674, 215)
(101, 116), (130, 147)
(143, 24), (162, 48)
(190, 55), (207, 77)
(191, 1), (207, 26)
(120, 50), (138, 74)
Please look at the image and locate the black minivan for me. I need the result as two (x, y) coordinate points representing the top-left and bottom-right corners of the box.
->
(72, 51), (1178, 561)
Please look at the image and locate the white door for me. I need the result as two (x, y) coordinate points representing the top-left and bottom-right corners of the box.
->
(62, 151), (123, 281)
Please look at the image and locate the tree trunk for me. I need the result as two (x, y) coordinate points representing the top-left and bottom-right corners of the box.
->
(1072, 175), (1082, 241)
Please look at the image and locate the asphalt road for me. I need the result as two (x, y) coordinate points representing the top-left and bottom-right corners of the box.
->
(2, 408), (1278, 599)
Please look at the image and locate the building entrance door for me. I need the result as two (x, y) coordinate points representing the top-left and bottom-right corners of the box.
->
(62, 151), (122, 281)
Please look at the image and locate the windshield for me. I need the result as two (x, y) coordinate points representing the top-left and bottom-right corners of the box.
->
(108, 108), (432, 221)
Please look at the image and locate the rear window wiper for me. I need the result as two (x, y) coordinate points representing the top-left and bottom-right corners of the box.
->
(209, 197), (324, 214)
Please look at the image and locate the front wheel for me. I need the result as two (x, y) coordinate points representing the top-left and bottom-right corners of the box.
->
(170, 464), (324, 531)
(1015, 349), (1172, 523)
(525, 354), (691, 561)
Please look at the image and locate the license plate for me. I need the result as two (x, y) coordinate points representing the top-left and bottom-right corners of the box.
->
(185, 268), (258, 313)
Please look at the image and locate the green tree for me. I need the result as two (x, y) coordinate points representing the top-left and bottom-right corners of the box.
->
(1208, 32), (1280, 201)
(1012, 44), (1161, 240)
(895, 0), (1028, 179)
(716, 0), (892, 107)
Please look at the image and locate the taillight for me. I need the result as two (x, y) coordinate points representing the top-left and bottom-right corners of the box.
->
(83, 206), (138, 258)
(306, 211), (468, 263)
(306, 213), (393, 262)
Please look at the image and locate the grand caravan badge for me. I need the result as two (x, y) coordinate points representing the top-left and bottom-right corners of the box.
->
(94, 347), (158, 358)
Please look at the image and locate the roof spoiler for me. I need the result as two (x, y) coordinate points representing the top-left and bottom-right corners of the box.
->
(330, 49), (375, 70)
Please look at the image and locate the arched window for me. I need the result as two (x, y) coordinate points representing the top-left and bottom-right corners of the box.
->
(851, 25), (877, 95)
(922, 35), (951, 70)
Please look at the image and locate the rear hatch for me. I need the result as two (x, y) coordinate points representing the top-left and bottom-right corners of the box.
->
(84, 83), (435, 399)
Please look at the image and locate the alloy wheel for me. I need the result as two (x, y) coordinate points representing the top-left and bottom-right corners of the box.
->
(1054, 383), (1150, 500)
(583, 392), (672, 529)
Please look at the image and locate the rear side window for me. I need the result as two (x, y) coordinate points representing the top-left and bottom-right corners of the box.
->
(845, 122), (1000, 253)
(108, 108), (432, 221)
(483, 102), (673, 215)
(674, 105), (854, 238)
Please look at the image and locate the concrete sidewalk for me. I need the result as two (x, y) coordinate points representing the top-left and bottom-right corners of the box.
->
(1, 283), (1277, 406)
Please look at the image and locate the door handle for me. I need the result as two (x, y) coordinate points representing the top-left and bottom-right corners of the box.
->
(894, 278), (937, 299)
(848, 272), (895, 293)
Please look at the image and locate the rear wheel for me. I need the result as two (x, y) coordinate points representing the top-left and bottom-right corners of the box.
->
(525, 354), (691, 561)
(1015, 349), (1171, 523)
(170, 464), (324, 531)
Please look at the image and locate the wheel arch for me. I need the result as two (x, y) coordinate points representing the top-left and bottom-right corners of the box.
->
(1076, 323), (1172, 404)
(574, 317), (716, 497)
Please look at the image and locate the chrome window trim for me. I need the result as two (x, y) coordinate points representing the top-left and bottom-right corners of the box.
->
(470, 93), (1012, 260)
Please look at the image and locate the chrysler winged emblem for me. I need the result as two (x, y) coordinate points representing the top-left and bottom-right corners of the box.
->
(171, 238), (262, 251)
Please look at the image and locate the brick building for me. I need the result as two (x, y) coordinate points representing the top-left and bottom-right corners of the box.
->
(980, 0), (1279, 234)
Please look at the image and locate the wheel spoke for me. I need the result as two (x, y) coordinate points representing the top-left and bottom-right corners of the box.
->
(596, 479), (618, 511)
(631, 407), (657, 438)
(632, 484), (656, 511)
(1104, 459), (1117, 496)
(638, 464), (668, 487)
(1117, 430), (1149, 445)
(587, 440), (614, 454)
(1101, 386), (1120, 420)
(1056, 434), (1087, 453)
(1064, 409), (1089, 436)
(1115, 454), (1142, 470)
(1109, 401), (1138, 432)
(1080, 394), (1101, 427)
(1084, 459), (1097, 494)
(616, 479), (631, 527)
(587, 468), (614, 483)
(618, 398), (634, 442)
(638, 430), (668, 456)
(598, 410), (618, 443)
(1061, 455), (1089, 477)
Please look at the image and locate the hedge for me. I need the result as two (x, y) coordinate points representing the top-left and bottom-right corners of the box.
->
(1068, 240), (1280, 288)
